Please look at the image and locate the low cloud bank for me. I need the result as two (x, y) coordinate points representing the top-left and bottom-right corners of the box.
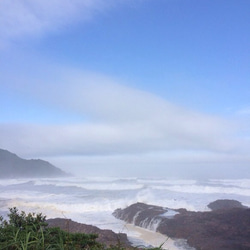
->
(1, 69), (249, 178)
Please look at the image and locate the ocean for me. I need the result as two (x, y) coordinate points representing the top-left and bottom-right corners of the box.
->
(0, 177), (250, 249)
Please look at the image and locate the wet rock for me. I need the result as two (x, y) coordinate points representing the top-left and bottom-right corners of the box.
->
(207, 199), (247, 211)
(114, 203), (166, 223)
(113, 201), (250, 250)
(158, 208), (250, 250)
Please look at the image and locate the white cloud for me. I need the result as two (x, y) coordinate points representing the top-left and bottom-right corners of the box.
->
(0, 0), (122, 46)
(1, 66), (250, 178)
(0, 69), (241, 159)
(1, 1), (249, 178)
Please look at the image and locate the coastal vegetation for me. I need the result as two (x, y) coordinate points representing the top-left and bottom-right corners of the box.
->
(0, 208), (163, 250)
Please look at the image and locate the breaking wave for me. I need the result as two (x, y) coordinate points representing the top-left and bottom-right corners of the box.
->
(0, 176), (249, 249)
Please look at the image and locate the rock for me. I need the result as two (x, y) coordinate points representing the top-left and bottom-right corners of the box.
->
(158, 208), (250, 250)
(113, 203), (167, 226)
(207, 199), (247, 211)
(46, 218), (131, 248)
(113, 201), (250, 250)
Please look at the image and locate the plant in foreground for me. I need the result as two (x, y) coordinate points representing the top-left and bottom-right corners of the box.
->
(0, 208), (166, 249)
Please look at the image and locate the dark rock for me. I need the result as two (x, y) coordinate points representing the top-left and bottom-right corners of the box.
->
(113, 203), (167, 223)
(114, 202), (250, 250)
(158, 208), (250, 250)
(0, 148), (68, 178)
(46, 218), (131, 248)
(208, 199), (247, 211)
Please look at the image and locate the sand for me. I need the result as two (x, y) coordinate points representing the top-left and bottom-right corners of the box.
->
(122, 224), (180, 250)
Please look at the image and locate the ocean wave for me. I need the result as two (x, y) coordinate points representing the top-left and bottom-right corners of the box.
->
(0, 179), (35, 186)
(137, 179), (197, 185)
(151, 184), (250, 196)
(209, 179), (250, 188)
(1, 177), (249, 232)
(32, 179), (144, 191)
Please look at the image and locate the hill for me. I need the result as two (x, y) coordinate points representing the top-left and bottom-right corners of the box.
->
(0, 149), (68, 178)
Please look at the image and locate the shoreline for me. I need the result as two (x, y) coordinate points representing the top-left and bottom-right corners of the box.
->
(114, 202), (250, 250)
(123, 224), (180, 250)
(46, 218), (183, 249)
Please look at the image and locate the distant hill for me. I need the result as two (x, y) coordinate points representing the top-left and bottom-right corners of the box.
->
(0, 149), (68, 178)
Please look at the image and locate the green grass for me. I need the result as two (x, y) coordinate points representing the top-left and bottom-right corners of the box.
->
(0, 208), (165, 250)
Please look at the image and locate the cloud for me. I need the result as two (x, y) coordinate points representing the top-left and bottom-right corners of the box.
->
(1, 65), (250, 178)
(0, 68), (241, 159)
(0, 0), (123, 47)
(1, 1), (249, 178)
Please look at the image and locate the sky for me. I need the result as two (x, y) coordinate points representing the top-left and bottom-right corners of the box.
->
(0, 0), (250, 179)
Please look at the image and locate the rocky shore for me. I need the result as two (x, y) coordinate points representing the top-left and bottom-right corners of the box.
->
(113, 200), (250, 250)
(46, 218), (131, 248)
(45, 200), (250, 250)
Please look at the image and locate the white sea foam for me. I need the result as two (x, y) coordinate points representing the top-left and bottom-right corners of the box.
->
(209, 179), (250, 188)
(152, 184), (250, 196)
(138, 178), (197, 185)
(33, 178), (144, 190)
(0, 179), (33, 186)
(161, 209), (179, 218)
(0, 177), (249, 249)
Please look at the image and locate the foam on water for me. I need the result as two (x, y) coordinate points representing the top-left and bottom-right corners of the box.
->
(209, 179), (250, 188)
(161, 209), (179, 218)
(0, 177), (249, 249)
(152, 184), (250, 196)
(33, 178), (144, 191)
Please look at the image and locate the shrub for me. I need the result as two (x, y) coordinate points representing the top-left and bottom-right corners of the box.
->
(0, 208), (166, 249)
(0, 207), (102, 249)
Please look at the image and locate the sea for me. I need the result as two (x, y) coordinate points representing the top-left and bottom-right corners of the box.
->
(0, 177), (250, 249)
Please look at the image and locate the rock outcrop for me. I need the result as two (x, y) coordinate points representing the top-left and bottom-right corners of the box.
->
(46, 218), (131, 248)
(207, 199), (248, 211)
(113, 201), (250, 250)
(0, 149), (68, 178)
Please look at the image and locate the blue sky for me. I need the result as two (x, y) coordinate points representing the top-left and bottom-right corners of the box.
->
(0, 0), (250, 178)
